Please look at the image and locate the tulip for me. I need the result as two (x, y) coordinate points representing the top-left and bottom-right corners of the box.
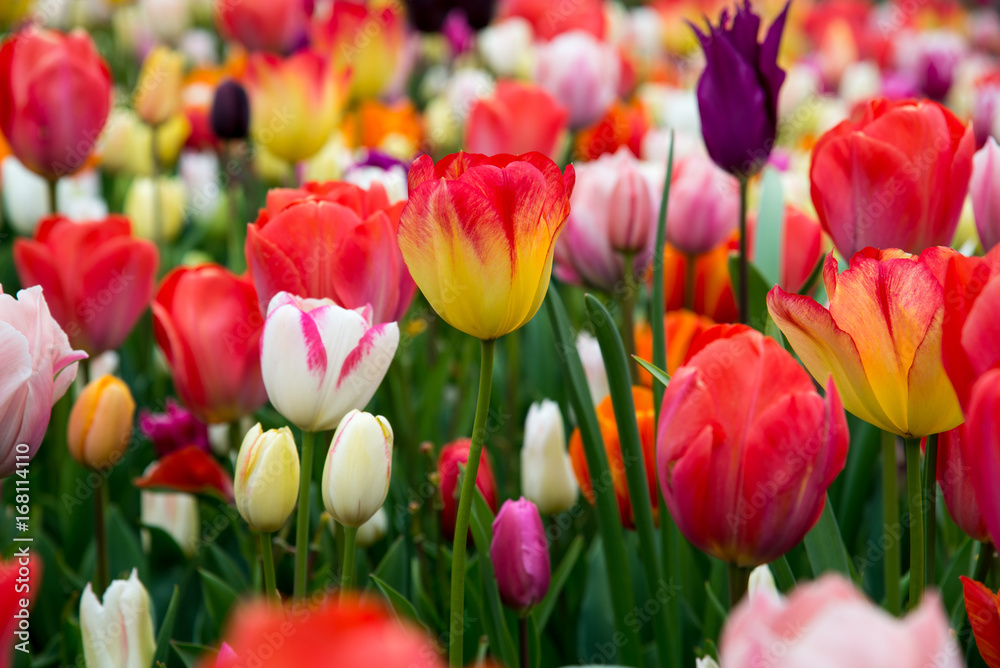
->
(810, 98), (974, 258)
(312, 1), (406, 101)
(464, 82), (569, 160)
(722, 575), (961, 667)
(1, 156), (51, 235)
(634, 310), (716, 384)
(573, 100), (648, 163)
(665, 152), (739, 256)
(244, 50), (345, 164)
(1, 554), (41, 668)
(660, 239), (740, 323)
(0, 285), (86, 478)
(246, 181), (415, 324)
(691, 1), (790, 177)
(68, 375), (136, 470)
(478, 18), (535, 78)
(966, 371), (1000, 549)
(570, 387), (659, 529)
(321, 410), (393, 528)
(344, 101), (423, 159)
(210, 80), (250, 141)
(235, 423), (300, 533)
(576, 331), (610, 406)
(140, 490), (200, 556)
(534, 31), (620, 130)
(139, 399), (210, 457)
(777, 206), (825, 293)
(134, 47), (185, 127)
(152, 265), (268, 424)
(134, 445), (235, 501)
(400, 151), (574, 340)
(490, 498), (551, 611)
(80, 570), (156, 668)
(937, 423), (990, 543)
(214, 0), (313, 54)
(356, 507), (389, 548)
(768, 248), (963, 439)
(13, 215), (158, 355)
(500, 0), (604, 40)
(260, 292), (399, 433)
(972, 136), (1000, 252)
(962, 575), (1000, 668)
(100, 110), (191, 176)
(0, 28), (111, 180)
(124, 176), (187, 242)
(521, 400), (578, 514)
(747, 565), (779, 602)
(438, 438), (499, 538)
(658, 325), (849, 566)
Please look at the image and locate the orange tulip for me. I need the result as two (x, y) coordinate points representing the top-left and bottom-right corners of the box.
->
(660, 239), (740, 323)
(68, 375), (135, 470)
(634, 310), (716, 386)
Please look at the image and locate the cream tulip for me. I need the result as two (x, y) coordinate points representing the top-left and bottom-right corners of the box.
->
(234, 423), (300, 533)
(321, 410), (392, 528)
(521, 400), (578, 514)
(80, 569), (156, 668)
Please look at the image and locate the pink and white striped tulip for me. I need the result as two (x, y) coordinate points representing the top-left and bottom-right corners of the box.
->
(260, 292), (399, 433)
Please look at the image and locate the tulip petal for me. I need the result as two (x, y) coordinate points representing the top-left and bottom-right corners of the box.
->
(133, 445), (234, 501)
(962, 274), (1000, 377)
(968, 371), (1000, 551)
(961, 575), (1000, 668)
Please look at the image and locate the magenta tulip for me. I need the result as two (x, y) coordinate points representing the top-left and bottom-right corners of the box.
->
(490, 498), (551, 611)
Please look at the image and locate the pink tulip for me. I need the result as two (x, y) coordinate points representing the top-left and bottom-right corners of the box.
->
(972, 137), (1000, 252)
(464, 81), (568, 160)
(721, 575), (962, 667)
(938, 423), (990, 543)
(490, 498), (551, 611)
(0, 285), (87, 477)
(665, 152), (740, 256)
(534, 31), (621, 130)
(967, 370), (1000, 548)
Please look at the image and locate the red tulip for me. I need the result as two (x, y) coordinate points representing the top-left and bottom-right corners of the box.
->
(966, 370), (1000, 550)
(657, 325), (849, 566)
(778, 206), (825, 293)
(152, 265), (267, 424)
(0, 28), (111, 180)
(962, 575), (1000, 668)
(810, 98), (974, 258)
(937, 424), (990, 543)
(133, 445), (235, 502)
(438, 438), (498, 539)
(213, 0), (313, 54)
(1, 553), (41, 668)
(13, 215), (158, 355)
(498, 0), (605, 40)
(464, 81), (568, 160)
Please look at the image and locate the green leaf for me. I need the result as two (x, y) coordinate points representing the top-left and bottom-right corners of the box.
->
(533, 535), (584, 631)
(651, 130), (675, 413)
(754, 167), (785, 287)
(940, 538), (974, 615)
(198, 569), (239, 637)
(768, 557), (796, 593)
(106, 505), (147, 582)
(803, 497), (852, 578)
(798, 253), (825, 296)
(469, 491), (519, 668)
(633, 356), (670, 389)
(154, 585), (181, 666)
(205, 541), (249, 593)
(370, 574), (424, 627)
(171, 641), (213, 668)
(727, 256), (773, 333)
(370, 535), (408, 595)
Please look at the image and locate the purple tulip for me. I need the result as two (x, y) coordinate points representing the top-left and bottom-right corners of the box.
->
(691, 0), (790, 177)
(139, 398), (211, 457)
(490, 498), (551, 611)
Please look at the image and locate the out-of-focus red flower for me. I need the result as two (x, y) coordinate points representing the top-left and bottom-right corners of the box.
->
(962, 575), (1000, 668)
(573, 100), (648, 162)
(464, 81), (568, 160)
(744, 205), (826, 294)
(13, 215), (158, 355)
(438, 438), (498, 539)
(937, 424), (990, 543)
(344, 100), (423, 154)
(569, 386), (659, 529)
(498, 0), (604, 40)
(214, 0), (313, 54)
(134, 445), (235, 501)
(152, 265), (267, 424)
(1, 554), (41, 668)
(634, 310), (716, 385)
(246, 181), (415, 325)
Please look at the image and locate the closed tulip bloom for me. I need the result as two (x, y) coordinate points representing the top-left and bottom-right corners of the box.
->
(210, 80), (250, 141)
(153, 265), (268, 424)
(490, 498), (551, 611)
(810, 99), (974, 258)
(234, 423), (300, 533)
(535, 31), (620, 130)
(214, 0), (313, 54)
(0, 285), (86, 477)
(962, 574), (1000, 668)
(322, 410), (393, 527)
(769, 248), (963, 439)
(80, 570), (156, 668)
(570, 387), (659, 529)
(140, 490), (200, 556)
(124, 177), (187, 242)
(576, 331), (610, 406)
(355, 507), (389, 548)
(661, 240), (740, 323)
(245, 50), (345, 164)
(665, 152), (739, 256)
(13, 215), (158, 355)
(0, 28), (111, 180)
(439, 439), (498, 538)
(399, 151), (574, 340)
(722, 575), (961, 667)
(658, 326), (849, 566)
(464, 82), (569, 159)
(692, 1), (790, 177)
(777, 206), (825, 293)
(246, 181), (415, 324)
(68, 375), (135, 470)
(521, 400), (578, 514)
(260, 292), (399, 433)
(972, 137), (1000, 252)
(965, 371), (1000, 549)
(134, 47), (185, 127)
(937, 423), (990, 543)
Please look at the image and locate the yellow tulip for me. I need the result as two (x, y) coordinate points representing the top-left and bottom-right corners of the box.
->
(134, 47), (185, 127)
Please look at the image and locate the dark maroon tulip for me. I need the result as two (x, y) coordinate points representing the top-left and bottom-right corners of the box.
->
(490, 498), (551, 611)
(691, 1), (790, 177)
(210, 80), (250, 141)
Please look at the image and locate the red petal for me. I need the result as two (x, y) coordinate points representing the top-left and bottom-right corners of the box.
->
(134, 445), (234, 501)
(962, 576), (1000, 668)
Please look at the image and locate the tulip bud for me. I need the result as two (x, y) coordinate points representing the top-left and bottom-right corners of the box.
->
(490, 498), (551, 611)
(521, 401), (578, 515)
(608, 159), (655, 254)
(971, 136), (1000, 252)
(134, 46), (185, 127)
(576, 332), (609, 406)
(124, 176), (187, 242)
(439, 438), (498, 538)
(140, 490), (200, 556)
(80, 569), (156, 668)
(355, 507), (389, 548)
(234, 424), (300, 533)
(747, 565), (779, 602)
(68, 375), (135, 470)
(321, 410), (393, 528)
(210, 80), (250, 141)
(696, 657), (720, 668)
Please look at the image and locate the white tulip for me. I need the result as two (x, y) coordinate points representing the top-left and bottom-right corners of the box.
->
(521, 400), (578, 515)
(355, 506), (389, 548)
(141, 490), (200, 556)
(576, 331), (610, 406)
(80, 569), (156, 668)
(322, 410), (393, 528)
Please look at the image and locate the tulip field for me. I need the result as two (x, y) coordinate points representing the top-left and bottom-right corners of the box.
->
(5, 0), (1000, 666)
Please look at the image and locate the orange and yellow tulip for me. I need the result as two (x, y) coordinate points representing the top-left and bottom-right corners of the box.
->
(68, 375), (136, 470)
(768, 247), (963, 438)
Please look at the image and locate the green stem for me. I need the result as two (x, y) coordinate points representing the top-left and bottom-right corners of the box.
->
(225, 142), (246, 273)
(519, 614), (529, 668)
(738, 176), (749, 325)
(924, 434), (938, 588)
(882, 431), (901, 615)
(621, 252), (638, 382)
(94, 476), (108, 596)
(259, 532), (278, 604)
(448, 339), (495, 667)
(294, 430), (316, 599)
(151, 124), (163, 247)
(684, 253), (695, 312)
(905, 437), (924, 609)
(341, 525), (358, 595)
(47, 178), (58, 216)
(728, 562), (750, 608)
